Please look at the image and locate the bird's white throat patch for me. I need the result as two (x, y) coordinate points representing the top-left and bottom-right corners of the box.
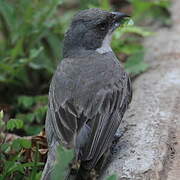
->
(96, 33), (112, 54)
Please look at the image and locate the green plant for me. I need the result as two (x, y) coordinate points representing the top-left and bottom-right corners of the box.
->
(0, 139), (43, 180)
(0, 0), (67, 98)
(53, 145), (74, 180)
(0, 110), (4, 129)
(0, 111), (44, 180)
(15, 95), (48, 135)
(129, 0), (171, 25)
(0, 110), (24, 136)
(110, 0), (170, 76)
(106, 174), (118, 180)
(0, 95), (48, 136)
(111, 21), (151, 75)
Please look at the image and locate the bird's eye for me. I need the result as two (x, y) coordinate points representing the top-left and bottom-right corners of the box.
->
(97, 22), (108, 31)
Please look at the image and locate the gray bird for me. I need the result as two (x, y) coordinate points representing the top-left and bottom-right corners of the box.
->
(42, 8), (132, 180)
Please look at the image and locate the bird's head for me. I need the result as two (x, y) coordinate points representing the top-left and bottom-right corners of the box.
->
(63, 8), (129, 58)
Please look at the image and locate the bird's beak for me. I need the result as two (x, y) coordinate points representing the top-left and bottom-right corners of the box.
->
(112, 12), (130, 21)
(110, 12), (130, 31)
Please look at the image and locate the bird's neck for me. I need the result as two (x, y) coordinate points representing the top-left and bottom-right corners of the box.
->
(63, 47), (95, 58)
(63, 31), (113, 58)
(96, 33), (113, 54)
(63, 44), (113, 58)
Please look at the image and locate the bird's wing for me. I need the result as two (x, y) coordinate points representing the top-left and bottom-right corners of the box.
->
(80, 74), (132, 169)
(48, 91), (78, 148)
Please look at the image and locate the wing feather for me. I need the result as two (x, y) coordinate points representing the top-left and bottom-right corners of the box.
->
(79, 74), (132, 169)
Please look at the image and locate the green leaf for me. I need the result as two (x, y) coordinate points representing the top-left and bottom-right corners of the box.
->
(11, 139), (21, 151)
(5, 161), (24, 175)
(125, 52), (149, 75)
(35, 105), (48, 123)
(29, 47), (44, 59)
(120, 44), (144, 55)
(24, 124), (43, 136)
(34, 171), (43, 180)
(106, 174), (118, 180)
(0, 0), (16, 41)
(100, 0), (111, 10)
(25, 113), (35, 123)
(18, 96), (35, 109)
(13, 138), (32, 149)
(19, 162), (44, 168)
(35, 95), (48, 104)
(0, 63), (16, 76)
(15, 113), (35, 124)
(10, 38), (24, 58)
(0, 143), (10, 152)
(0, 110), (5, 128)
(119, 26), (153, 37)
(0, 75), (6, 82)
(53, 145), (74, 180)
(19, 139), (32, 148)
(0, 110), (4, 120)
(6, 119), (24, 131)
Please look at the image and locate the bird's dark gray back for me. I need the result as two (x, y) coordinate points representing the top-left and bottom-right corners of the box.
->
(50, 51), (125, 111)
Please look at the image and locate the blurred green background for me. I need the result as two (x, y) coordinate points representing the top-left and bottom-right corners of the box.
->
(0, 0), (170, 179)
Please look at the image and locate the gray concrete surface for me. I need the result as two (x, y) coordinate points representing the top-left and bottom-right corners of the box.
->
(101, 0), (180, 179)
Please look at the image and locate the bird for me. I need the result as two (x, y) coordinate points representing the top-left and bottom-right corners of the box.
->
(41, 8), (132, 180)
